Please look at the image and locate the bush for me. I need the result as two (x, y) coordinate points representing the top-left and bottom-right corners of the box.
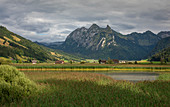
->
(0, 58), (12, 65)
(0, 65), (37, 104)
(128, 62), (133, 64)
(80, 61), (86, 64)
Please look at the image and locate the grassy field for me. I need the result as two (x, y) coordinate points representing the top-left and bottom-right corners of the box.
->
(3, 71), (170, 106)
(10, 63), (170, 72)
(12, 63), (170, 67)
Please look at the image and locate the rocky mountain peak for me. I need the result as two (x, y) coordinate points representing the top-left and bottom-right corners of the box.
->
(157, 31), (170, 38)
(106, 25), (111, 29)
(144, 30), (155, 35)
(105, 25), (112, 32)
(80, 27), (87, 30)
(60, 24), (167, 60)
(89, 24), (100, 30)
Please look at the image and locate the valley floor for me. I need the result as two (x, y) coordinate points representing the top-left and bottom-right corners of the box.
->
(11, 63), (170, 72)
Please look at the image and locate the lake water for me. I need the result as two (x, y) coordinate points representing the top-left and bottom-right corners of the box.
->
(22, 70), (160, 82)
(99, 72), (159, 82)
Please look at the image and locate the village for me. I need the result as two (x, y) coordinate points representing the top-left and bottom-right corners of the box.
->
(29, 58), (130, 64)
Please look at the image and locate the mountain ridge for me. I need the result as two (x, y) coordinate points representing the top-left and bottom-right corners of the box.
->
(55, 24), (168, 60)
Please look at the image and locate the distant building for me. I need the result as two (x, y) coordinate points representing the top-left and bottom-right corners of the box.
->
(119, 60), (127, 63)
(100, 60), (107, 64)
(32, 60), (37, 64)
(112, 59), (119, 64)
(55, 60), (64, 64)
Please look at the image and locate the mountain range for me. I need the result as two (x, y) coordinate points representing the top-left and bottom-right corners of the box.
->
(1, 24), (169, 61)
(51, 24), (169, 60)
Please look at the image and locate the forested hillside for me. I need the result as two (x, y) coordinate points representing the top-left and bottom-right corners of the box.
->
(150, 47), (170, 62)
(0, 26), (81, 62)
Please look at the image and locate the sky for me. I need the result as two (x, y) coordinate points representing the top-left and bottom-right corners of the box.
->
(0, 0), (170, 42)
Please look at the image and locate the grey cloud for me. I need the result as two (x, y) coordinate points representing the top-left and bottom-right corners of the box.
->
(77, 16), (107, 22)
(24, 34), (65, 42)
(116, 24), (135, 30)
(151, 10), (170, 21)
(18, 22), (50, 33)
(59, 24), (78, 30)
(138, 9), (170, 21)
(20, 25), (50, 33)
(38, 35), (66, 42)
(60, 30), (72, 34)
(0, 0), (170, 42)
(0, 8), (9, 19)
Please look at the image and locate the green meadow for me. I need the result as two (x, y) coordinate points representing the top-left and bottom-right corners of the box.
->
(10, 63), (170, 72)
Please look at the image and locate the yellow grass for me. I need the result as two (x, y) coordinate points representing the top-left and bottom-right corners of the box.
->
(12, 35), (21, 41)
(18, 68), (113, 71)
(3, 36), (28, 49)
(16, 54), (23, 60)
(0, 38), (10, 47)
(50, 52), (56, 55)
(138, 60), (148, 63)
(18, 68), (170, 72)
(0, 38), (5, 45)
(4, 41), (10, 46)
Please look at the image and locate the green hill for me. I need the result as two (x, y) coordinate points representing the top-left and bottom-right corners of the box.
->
(150, 47), (170, 62)
(0, 26), (81, 62)
(149, 37), (170, 62)
(149, 37), (170, 56)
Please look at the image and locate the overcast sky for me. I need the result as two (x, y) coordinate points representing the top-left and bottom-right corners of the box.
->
(0, 0), (170, 42)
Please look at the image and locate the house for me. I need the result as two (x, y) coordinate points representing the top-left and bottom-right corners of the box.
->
(119, 60), (127, 63)
(55, 60), (64, 64)
(32, 60), (37, 64)
(100, 60), (107, 64)
(112, 59), (119, 64)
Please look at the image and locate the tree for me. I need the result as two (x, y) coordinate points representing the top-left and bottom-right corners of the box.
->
(160, 57), (164, 64)
(70, 60), (73, 64)
(98, 59), (101, 64)
(108, 57), (113, 64)
(17, 59), (23, 63)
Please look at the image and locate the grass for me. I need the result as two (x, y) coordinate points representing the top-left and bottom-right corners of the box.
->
(16, 65), (113, 69)
(2, 71), (170, 106)
(11, 63), (170, 72)
(157, 73), (170, 80)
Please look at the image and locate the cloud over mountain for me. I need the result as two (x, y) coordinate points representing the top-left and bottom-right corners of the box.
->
(0, 0), (169, 42)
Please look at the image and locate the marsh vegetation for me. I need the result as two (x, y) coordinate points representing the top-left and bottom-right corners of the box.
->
(1, 65), (170, 106)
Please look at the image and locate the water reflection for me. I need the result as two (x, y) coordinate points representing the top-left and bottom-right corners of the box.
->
(99, 72), (159, 82)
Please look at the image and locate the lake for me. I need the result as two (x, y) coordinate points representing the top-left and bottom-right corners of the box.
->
(21, 69), (160, 82)
(99, 72), (159, 82)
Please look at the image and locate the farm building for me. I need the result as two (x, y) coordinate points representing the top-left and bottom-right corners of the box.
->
(112, 59), (119, 64)
(119, 60), (127, 63)
(55, 60), (64, 64)
(32, 60), (37, 64)
(100, 60), (107, 64)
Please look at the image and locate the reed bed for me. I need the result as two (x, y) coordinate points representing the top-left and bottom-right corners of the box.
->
(3, 72), (170, 106)
(15, 65), (170, 69)
(15, 65), (170, 73)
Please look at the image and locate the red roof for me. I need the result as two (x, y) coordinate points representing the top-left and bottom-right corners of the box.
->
(55, 60), (64, 64)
